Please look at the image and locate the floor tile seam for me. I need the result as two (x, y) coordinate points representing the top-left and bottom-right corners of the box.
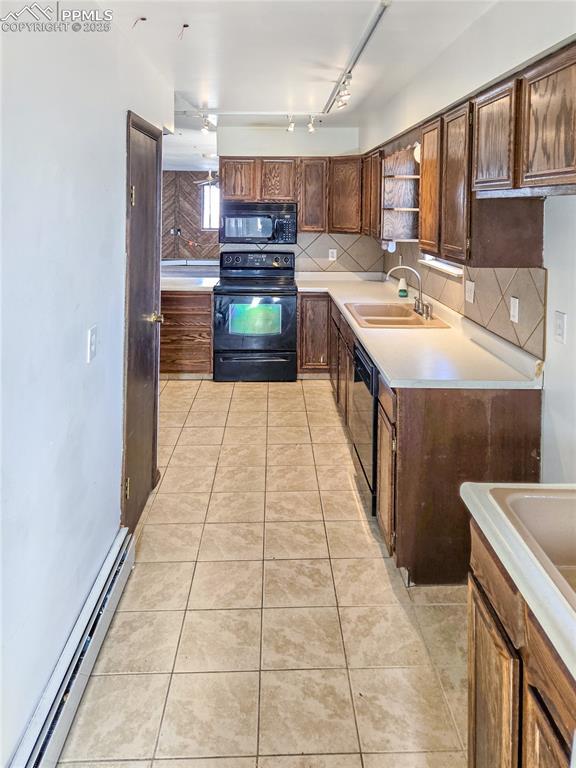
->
(315, 458), (363, 759)
(427, 659), (468, 752)
(255, 395), (269, 761)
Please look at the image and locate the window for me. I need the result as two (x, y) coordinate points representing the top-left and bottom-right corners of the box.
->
(202, 184), (220, 230)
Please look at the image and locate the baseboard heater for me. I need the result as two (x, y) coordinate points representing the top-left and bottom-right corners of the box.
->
(9, 528), (135, 768)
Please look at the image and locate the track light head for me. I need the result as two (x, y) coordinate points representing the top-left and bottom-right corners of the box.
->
(286, 115), (295, 133)
(307, 116), (316, 133)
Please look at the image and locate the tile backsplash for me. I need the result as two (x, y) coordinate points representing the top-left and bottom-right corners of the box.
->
(463, 266), (546, 359)
(222, 232), (385, 273)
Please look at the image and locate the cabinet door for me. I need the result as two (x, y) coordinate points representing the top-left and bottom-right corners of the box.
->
(329, 317), (339, 399)
(160, 292), (213, 374)
(261, 158), (296, 201)
(419, 119), (442, 254)
(523, 686), (570, 768)
(361, 156), (371, 235)
(162, 171), (178, 260)
(472, 79), (518, 190)
(220, 158), (259, 201)
(441, 103), (471, 263)
(468, 576), (520, 768)
(298, 293), (330, 372)
(329, 157), (362, 233)
(298, 158), (328, 232)
(377, 404), (396, 553)
(337, 335), (348, 419)
(370, 151), (382, 239)
(519, 46), (576, 187)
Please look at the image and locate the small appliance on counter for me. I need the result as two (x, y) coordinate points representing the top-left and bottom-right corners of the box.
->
(213, 250), (297, 381)
(219, 201), (297, 245)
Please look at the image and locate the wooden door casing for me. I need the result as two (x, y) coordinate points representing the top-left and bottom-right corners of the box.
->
(468, 576), (521, 768)
(419, 119), (442, 254)
(523, 687), (570, 768)
(441, 103), (471, 262)
(298, 158), (328, 232)
(377, 404), (396, 553)
(123, 112), (162, 532)
(329, 156), (362, 233)
(261, 158), (296, 201)
(298, 292), (330, 372)
(519, 46), (576, 187)
(369, 150), (382, 239)
(220, 158), (259, 200)
(472, 79), (519, 190)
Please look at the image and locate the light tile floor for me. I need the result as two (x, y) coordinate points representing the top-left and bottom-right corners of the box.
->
(60, 379), (468, 767)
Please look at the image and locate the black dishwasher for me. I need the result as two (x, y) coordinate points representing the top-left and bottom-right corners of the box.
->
(349, 343), (379, 515)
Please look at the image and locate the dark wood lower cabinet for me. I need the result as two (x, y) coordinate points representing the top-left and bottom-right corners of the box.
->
(376, 404), (396, 555)
(298, 292), (330, 372)
(468, 575), (520, 768)
(523, 687), (570, 768)
(160, 291), (212, 374)
(469, 524), (574, 768)
(329, 315), (339, 399)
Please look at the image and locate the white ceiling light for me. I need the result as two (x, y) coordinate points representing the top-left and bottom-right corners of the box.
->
(286, 115), (295, 133)
(307, 116), (316, 133)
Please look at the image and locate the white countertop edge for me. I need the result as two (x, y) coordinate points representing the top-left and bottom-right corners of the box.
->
(460, 482), (576, 681)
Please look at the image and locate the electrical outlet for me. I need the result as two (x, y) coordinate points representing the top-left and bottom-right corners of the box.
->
(509, 296), (519, 324)
(465, 280), (475, 304)
(328, 248), (338, 261)
(87, 325), (98, 363)
(554, 310), (567, 344)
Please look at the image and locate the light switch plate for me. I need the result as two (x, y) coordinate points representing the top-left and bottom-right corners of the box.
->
(509, 296), (519, 324)
(465, 280), (475, 304)
(554, 310), (567, 344)
(87, 325), (97, 363)
(328, 248), (337, 261)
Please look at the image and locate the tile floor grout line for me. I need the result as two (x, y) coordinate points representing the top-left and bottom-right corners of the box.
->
(311, 393), (365, 764)
(150, 377), (230, 762)
(255, 380), (269, 761)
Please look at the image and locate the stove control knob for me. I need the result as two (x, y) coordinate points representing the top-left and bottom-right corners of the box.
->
(283, 256), (290, 264)
(234, 255), (241, 264)
(224, 255), (232, 264)
(273, 256), (280, 264)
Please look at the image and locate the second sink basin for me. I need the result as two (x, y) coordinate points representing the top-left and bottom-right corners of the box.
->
(345, 302), (449, 329)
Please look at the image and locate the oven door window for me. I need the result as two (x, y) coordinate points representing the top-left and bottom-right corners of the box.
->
(229, 301), (282, 336)
(224, 215), (274, 240)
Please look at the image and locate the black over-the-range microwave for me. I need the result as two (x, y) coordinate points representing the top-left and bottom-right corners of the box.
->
(219, 202), (297, 245)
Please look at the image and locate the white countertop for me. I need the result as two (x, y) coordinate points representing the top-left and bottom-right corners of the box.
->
(161, 272), (543, 390)
(461, 482), (576, 681)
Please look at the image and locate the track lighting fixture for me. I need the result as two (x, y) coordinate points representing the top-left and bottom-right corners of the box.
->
(200, 115), (213, 134)
(335, 74), (352, 109)
(286, 115), (295, 133)
(307, 116), (316, 133)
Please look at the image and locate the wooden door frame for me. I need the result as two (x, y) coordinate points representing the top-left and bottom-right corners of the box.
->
(121, 110), (163, 526)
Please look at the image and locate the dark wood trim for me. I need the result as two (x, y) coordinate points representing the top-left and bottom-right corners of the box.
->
(475, 184), (575, 199)
(123, 111), (163, 522)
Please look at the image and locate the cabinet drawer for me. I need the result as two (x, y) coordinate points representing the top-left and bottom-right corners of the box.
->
(378, 377), (396, 423)
(470, 521), (525, 649)
(161, 291), (212, 318)
(524, 610), (576, 747)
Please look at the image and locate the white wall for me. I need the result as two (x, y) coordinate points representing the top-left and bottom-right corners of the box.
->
(359, 1), (576, 151)
(541, 197), (576, 483)
(0, 20), (173, 766)
(217, 125), (360, 157)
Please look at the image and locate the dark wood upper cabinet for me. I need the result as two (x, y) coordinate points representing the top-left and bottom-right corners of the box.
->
(419, 119), (442, 254)
(220, 158), (259, 201)
(468, 576), (521, 768)
(519, 45), (576, 187)
(369, 150), (382, 239)
(260, 158), (296, 201)
(329, 156), (362, 233)
(472, 79), (519, 191)
(361, 156), (371, 235)
(441, 103), (471, 262)
(298, 292), (330, 372)
(298, 158), (328, 232)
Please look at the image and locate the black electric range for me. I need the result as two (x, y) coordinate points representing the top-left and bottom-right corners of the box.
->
(213, 251), (297, 381)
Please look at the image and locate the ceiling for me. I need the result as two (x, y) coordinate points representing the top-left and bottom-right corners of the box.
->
(112, 0), (495, 167)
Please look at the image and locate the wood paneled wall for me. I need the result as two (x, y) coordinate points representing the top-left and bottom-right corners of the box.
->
(162, 171), (219, 261)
